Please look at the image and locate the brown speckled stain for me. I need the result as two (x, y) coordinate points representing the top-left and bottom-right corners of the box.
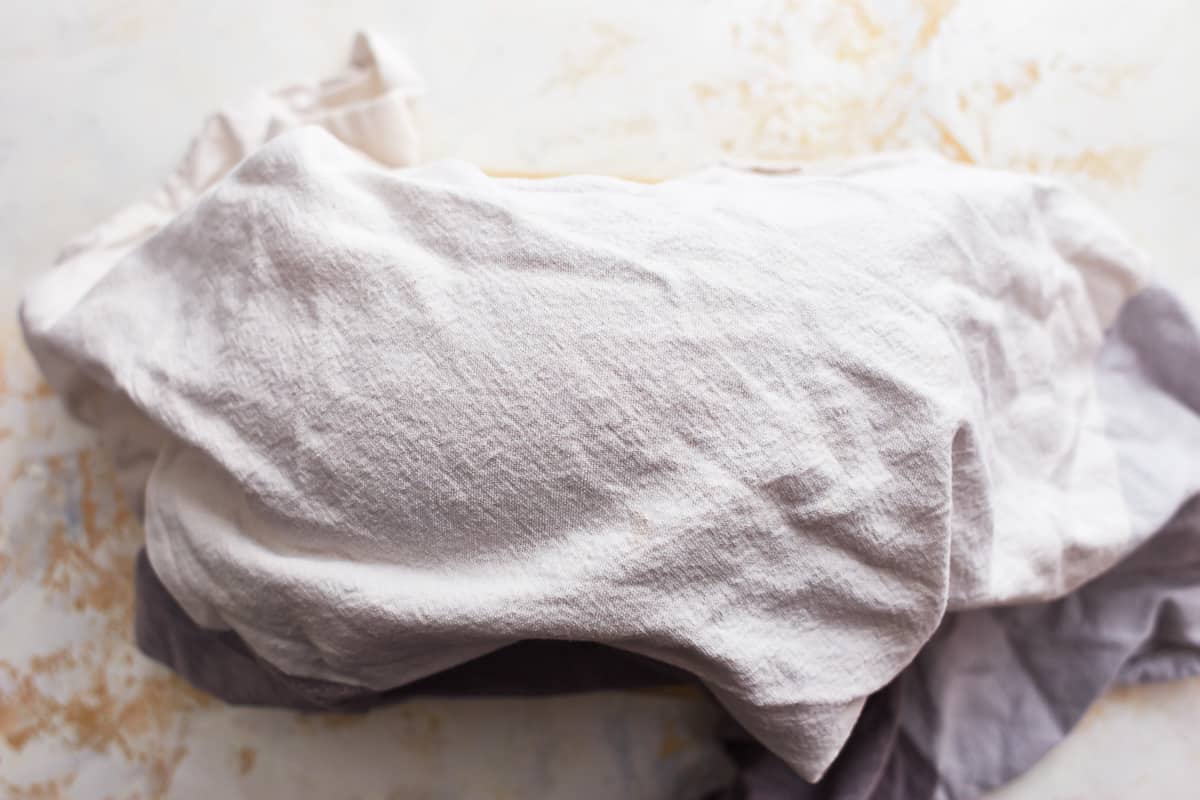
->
(543, 23), (636, 93)
(834, 0), (886, 63)
(1, 360), (215, 797)
(1055, 147), (1147, 188)
(21, 379), (56, 401)
(657, 721), (687, 759)
(0, 775), (78, 799)
(237, 745), (258, 775)
(391, 709), (446, 758)
(916, 0), (957, 48)
(927, 113), (976, 163)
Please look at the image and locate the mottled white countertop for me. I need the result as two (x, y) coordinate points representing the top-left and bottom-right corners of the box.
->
(1, 1), (1198, 798)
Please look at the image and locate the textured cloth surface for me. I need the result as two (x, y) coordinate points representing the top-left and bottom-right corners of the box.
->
(719, 289), (1200, 800)
(134, 548), (695, 710)
(129, 285), (1200, 799)
(134, 489), (1200, 800)
(718, 495), (1200, 800)
(858, 287), (1200, 800)
(19, 33), (1197, 783)
(17, 30), (423, 519)
(720, 287), (1200, 798)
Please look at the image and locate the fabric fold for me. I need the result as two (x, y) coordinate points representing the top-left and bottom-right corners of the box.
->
(18, 31), (1200, 795)
(20, 31), (423, 516)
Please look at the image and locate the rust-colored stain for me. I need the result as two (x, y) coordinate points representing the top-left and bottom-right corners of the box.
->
(390, 709), (445, 757)
(0, 662), (55, 751)
(316, 712), (362, 730)
(78, 450), (100, 546)
(836, 0), (886, 63)
(657, 721), (687, 759)
(916, 0), (957, 48)
(238, 745), (258, 775)
(1010, 146), (1148, 188)
(43, 518), (135, 619)
(1054, 147), (1146, 188)
(0, 653), (209, 758)
(36, 449), (138, 624)
(988, 61), (1043, 106)
(1, 422), (214, 797)
(692, 82), (719, 103)
(147, 743), (191, 799)
(543, 23), (635, 92)
(871, 107), (910, 151)
(926, 114), (975, 164)
(677, 2), (946, 164)
(1069, 61), (1150, 96)
(21, 379), (56, 401)
(744, 16), (793, 68)
(28, 647), (77, 675)
(0, 775), (77, 799)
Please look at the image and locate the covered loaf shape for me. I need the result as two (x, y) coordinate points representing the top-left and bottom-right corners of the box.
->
(21, 127), (1149, 779)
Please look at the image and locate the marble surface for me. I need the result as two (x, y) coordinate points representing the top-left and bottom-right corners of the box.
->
(1, 1), (1198, 798)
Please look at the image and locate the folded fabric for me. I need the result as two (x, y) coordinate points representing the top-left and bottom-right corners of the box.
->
(19, 32), (1200, 790)
(20, 31), (423, 518)
(719, 286), (1200, 799)
(722, 456), (1200, 799)
(134, 547), (695, 710)
(129, 284), (1200, 800)
(135, 485), (1200, 800)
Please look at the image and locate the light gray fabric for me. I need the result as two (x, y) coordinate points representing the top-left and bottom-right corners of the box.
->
(885, 285), (1200, 800)
(1096, 286), (1200, 536)
(846, 495), (1200, 800)
(723, 284), (1200, 800)
(715, 493), (1200, 800)
(20, 124), (1166, 780)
